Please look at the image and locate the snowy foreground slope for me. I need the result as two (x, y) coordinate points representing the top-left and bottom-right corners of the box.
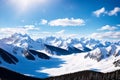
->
(0, 33), (120, 78)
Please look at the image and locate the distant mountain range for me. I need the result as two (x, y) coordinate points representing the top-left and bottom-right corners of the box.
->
(0, 33), (120, 79)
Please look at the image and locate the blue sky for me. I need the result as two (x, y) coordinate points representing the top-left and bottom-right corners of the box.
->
(0, 0), (120, 40)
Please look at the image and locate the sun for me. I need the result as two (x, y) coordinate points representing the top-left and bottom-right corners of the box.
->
(8, 0), (49, 14)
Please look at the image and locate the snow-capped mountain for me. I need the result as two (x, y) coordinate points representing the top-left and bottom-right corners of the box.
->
(1, 33), (44, 50)
(85, 44), (120, 61)
(0, 33), (120, 78)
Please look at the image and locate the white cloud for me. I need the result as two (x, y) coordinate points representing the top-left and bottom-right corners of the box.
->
(29, 30), (80, 39)
(41, 19), (48, 25)
(97, 25), (117, 31)
(23, 25), (39, 30)
(90, 31), (120, 39)
(55, 30), (80, 38)
(48, 18), (85, 27)
(93, 7), (105, 17)
(108, 7), (120, 16)
(117, 24), (120, 26)
(92, 24), (120, 39)
(56, 30), (65, 34)
(0, 25), (39, 39)
(93, 7), (120, 17)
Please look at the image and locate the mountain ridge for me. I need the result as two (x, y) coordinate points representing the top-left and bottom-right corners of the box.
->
(0, 33), (120, 78)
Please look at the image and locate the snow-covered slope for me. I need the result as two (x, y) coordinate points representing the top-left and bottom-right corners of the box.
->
(0, 33), (120, 78)
(1, 52), (120, 78)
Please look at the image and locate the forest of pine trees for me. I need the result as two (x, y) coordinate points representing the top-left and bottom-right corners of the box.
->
(45, 70), (120, 80)
(0, 67), (120, 80)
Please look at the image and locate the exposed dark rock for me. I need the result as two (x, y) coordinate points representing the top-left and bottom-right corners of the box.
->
(84, 48), (108, 62)
(45, 44), (91, 55)
(44, 44), (71, 55)
(29, 50), (50, 60)
(22, 49), (35, 60)
(0, 48), (18, 64)
(114, 50), (120, 57)
(108, 45), (117, 57)
(68, 46), (83, 53)
(113, 59), (120, 67)
(83, 46), (91, 52)
(84, 52), (103, 62)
